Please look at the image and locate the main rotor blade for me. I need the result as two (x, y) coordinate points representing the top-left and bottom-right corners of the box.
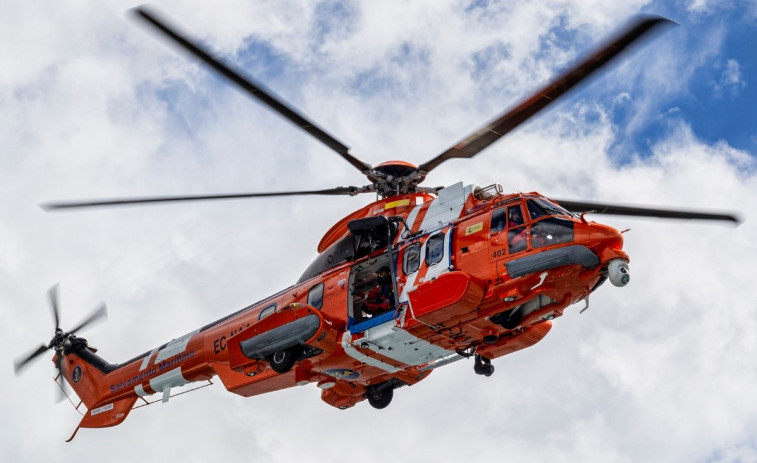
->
(132, 5), (372, 173)
(67, 303), (108, 336)
(41, 186), (363, 211)
(48, 284), (60, 331)
(553, 198), (741, 224)
(418, 16), (674, 174)
(13, 345), (50, 375)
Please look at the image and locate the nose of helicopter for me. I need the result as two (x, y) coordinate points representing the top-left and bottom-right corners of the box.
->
(575, 218), (626, 261)
(590, 221), (624, 250)
(574, 219), (630, 286)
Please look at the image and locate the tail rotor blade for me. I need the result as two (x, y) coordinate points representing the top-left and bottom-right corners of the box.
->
(14, 286), (109, 403)
(54, 353), (68, 403)
(48, 284), (61, 331)
(68, 303), (108, 336)
(13, 345), (50, 375)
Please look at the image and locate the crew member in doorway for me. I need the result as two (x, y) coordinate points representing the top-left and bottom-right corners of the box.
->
(363, 267), (395, 316)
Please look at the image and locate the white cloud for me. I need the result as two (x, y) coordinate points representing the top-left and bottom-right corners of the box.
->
(716, 58), (747, 96)
(2, 1), (756, 461)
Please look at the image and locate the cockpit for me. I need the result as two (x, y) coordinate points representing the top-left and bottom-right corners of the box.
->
(490, 196), (575, 254)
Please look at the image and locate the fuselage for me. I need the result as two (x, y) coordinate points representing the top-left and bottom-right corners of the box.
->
(59, 181), (628, 423)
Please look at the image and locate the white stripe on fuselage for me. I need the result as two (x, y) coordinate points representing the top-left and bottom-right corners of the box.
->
(418, 182), (472, 232)
(343, 321), (456, 372)
(155, 329), (199, 362)
(139, 347), (159, 371)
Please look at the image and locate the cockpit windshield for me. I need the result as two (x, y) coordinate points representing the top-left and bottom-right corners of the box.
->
(526, 197), (575, 248)
(527, 197), (574, 219)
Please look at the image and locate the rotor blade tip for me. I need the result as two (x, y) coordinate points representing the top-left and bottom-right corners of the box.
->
(638, 15), (678, 34)
(131, 4), (153, 17)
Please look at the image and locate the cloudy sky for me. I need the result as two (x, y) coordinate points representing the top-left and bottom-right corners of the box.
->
(3, 0), (757, 461)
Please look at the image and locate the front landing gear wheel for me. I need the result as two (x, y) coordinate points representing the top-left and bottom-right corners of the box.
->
(268, 348), (296, 373)
(367, 386), (394, 409)
(474, 354), (494, 377)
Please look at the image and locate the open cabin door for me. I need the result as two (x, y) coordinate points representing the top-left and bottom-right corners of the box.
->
(346, 216), (400, 333)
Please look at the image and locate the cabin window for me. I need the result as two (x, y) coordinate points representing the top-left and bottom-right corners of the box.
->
(258, 303), (277, 320)
(403, 243), (421, 274)
(425, 233), (445, 266)
(308, 283), (324, 310)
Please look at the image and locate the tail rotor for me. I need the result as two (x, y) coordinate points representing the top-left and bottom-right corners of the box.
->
(13, 285), (108, 401)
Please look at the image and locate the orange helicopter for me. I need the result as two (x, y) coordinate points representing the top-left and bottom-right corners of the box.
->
(13, 6), (740, 441)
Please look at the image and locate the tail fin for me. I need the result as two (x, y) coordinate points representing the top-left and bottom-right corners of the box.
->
(59, 337), (116, 408)
(58, 337), (138, 440)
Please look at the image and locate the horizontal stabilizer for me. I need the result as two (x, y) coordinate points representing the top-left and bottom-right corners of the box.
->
(67, 396), (138, 442)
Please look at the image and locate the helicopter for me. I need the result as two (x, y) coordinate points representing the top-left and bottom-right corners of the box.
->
(13, 6), (740, 442)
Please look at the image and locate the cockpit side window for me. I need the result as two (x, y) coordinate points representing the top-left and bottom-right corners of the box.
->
(491, 208), (507, 234)
(308, 283), (324, 310)
(258, 304), (277, 320)
(506, 204), (527, 253)
(507, 204), (525, 227)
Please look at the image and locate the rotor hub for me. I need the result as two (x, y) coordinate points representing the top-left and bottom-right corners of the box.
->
(366, 161), (428, 197)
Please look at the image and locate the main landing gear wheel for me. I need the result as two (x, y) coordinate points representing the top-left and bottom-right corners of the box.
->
(268, 348), (296, 373)
(367, 386), (394, 409)
(474, 354), (494, 377)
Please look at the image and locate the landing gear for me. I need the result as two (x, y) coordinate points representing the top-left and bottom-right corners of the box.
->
(474, 354), (494, 377)
(268, 348), (296, 373)
(366, 384), (394, 409)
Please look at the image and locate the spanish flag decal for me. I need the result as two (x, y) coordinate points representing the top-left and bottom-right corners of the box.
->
(465, 222), (483, 236)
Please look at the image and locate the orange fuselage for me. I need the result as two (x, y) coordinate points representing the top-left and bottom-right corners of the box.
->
(59, 182), (628, 428)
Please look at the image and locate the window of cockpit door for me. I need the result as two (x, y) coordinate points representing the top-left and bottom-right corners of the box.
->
(490, 201), (528, 261)
(489, 205), (510, 264)
(506, 203), (528, 254)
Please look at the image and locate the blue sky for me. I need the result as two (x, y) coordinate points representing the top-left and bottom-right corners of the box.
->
(612, 1), (757, 158)
(2, 1), (757, 462)
(200, 0), (757, 169)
